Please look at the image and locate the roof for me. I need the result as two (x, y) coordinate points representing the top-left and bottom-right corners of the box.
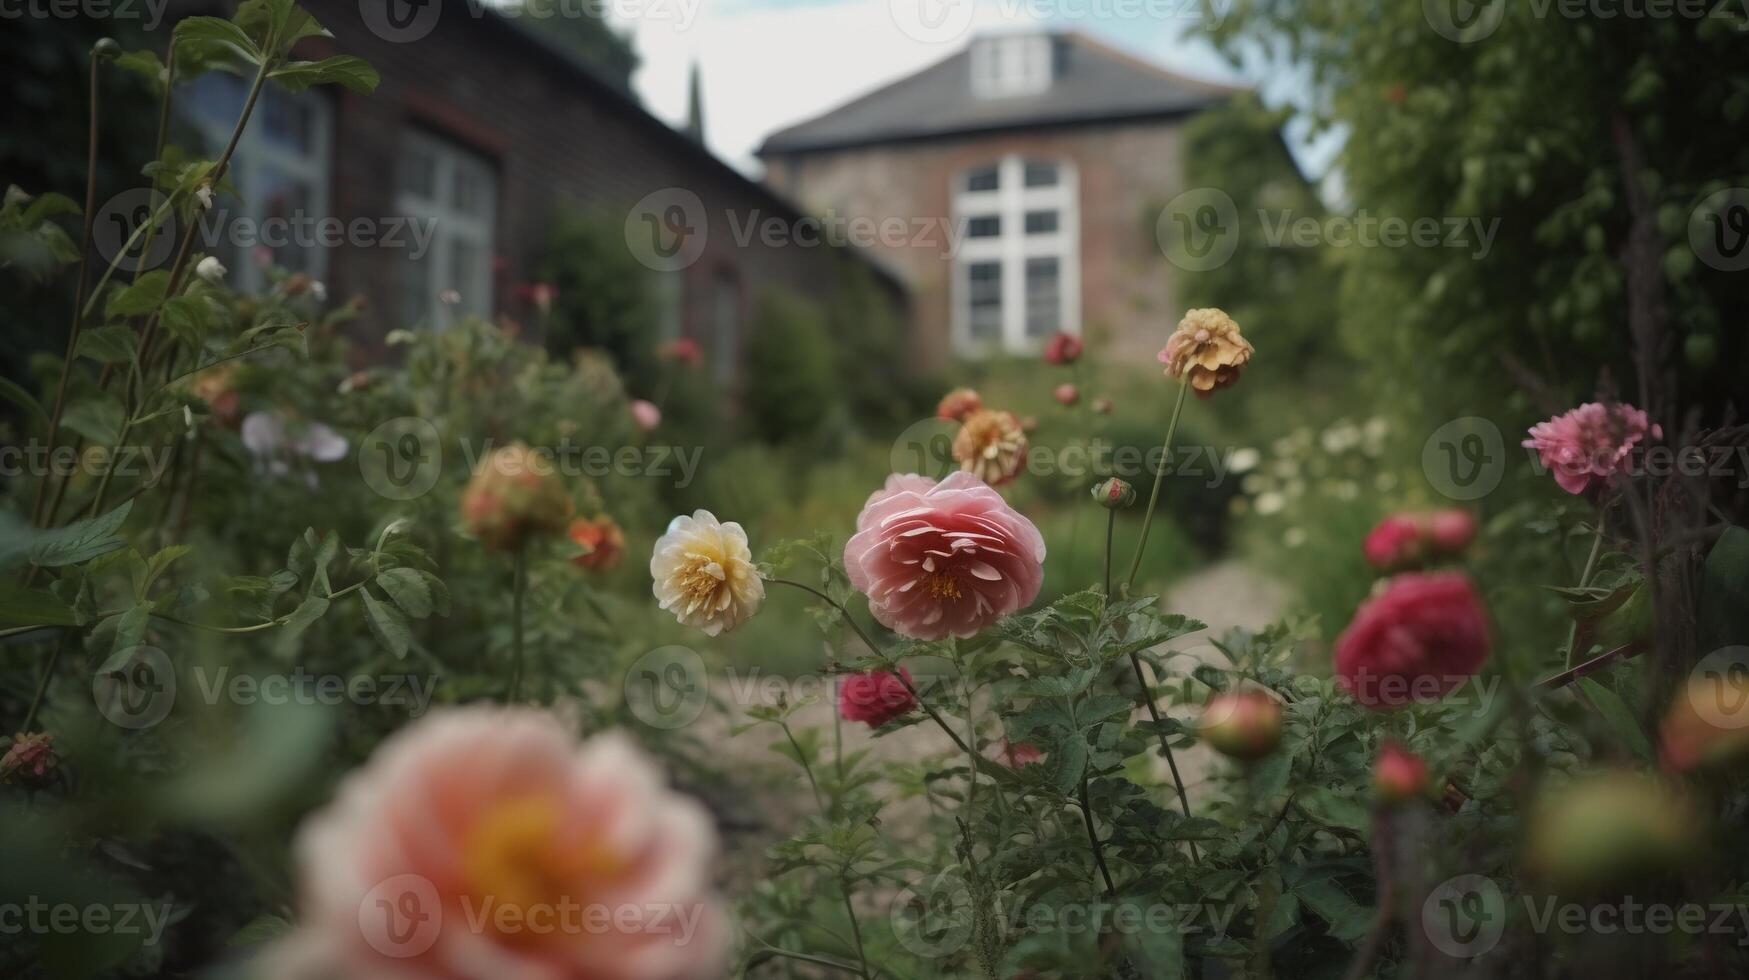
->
(758, 32), (1243, 157)
(472, 7), (909, 293)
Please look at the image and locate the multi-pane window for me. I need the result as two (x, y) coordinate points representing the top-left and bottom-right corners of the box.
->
(185, 73), (332, 294)
(396, 130), (496, 330)
(969, 34), (1054, 99)
(951, 156), (1079, 353)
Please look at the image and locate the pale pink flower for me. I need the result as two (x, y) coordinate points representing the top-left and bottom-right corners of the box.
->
(843, 472), (1046, 640)
(265, 708), (726, 980)
(1522, 402), (1661, 495)
(630, 399), (662, 432)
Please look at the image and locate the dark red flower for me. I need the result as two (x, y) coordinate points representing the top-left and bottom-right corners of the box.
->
(1042, 332), (1083, 365)
(1335, 572), (1491, 708)
(837, 668), (917, 728)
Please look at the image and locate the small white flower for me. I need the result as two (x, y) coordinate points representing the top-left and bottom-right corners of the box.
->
(1228, 447), (1261, 474)
(309, 280), (327, 303)
(1254, 492), (1286, 516)
(4, 186), (30, 209)
(385, 329), (417, 346)
(438, 289), (461, 306)
(194, 184), (214, 211)
(651, 510), (764, 637)
(194, 255), (226, 284)
(1283, 528), (1307, 548)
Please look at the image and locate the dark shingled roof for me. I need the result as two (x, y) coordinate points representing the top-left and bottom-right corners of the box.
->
(757, 32), (1242, 156)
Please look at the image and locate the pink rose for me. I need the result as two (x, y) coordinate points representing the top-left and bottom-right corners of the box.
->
(837, 668), (916, 728)
(1053, 383), (1079, 406)
(1042, 332), (1083, 365)
(844, 472), (1046, 640)
(1362, 514), (1424, 571)
(268, 708), (726, 980)
(1335, 572), (1492, 709)
(1522, 401), (1660, 495)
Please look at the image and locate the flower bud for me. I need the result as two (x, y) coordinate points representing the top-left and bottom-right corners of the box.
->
(1426, 508), (1477, 554)
(1526, 771), (1700, 894)
(1373, 740), (1428, 803)
(1053, 383), (1079, 406)
(459, 442), (573, 551)
(1092, 477), (1135, 509)
(1199, 690), (1282, 762)
(92, 38), (121, 60)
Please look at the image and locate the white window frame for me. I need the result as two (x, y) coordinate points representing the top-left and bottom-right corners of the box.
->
(185, 76), (332, 295)
(951, 155), (1080, 355)
(970, 34), (1054, 99)
(396, 129), (497, 330)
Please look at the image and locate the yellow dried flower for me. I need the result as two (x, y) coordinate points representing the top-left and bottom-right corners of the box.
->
(1157, 308), (1253, 398)
(952, 409), (1027, 486)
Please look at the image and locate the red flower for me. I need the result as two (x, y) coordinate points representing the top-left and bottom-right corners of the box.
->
(936, 387), (982, 421)
(1426, 509), (1476, 554)
(1042, 332), (1083, 365)
(837, 668), (916, 728)
(1373, 740), (1428, 802)
(1, 732), (56, 787)
(1335, 572), (1491, 708)
(658, 337), (703, 368)
(567, 515), (626, 571)
(1362, 515), (1424, 571)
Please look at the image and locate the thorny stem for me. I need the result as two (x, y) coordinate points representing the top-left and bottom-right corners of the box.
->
(1123, 380), (1189, 595)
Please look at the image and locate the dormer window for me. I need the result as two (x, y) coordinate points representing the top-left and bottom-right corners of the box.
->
(970, 34), (1053, 99)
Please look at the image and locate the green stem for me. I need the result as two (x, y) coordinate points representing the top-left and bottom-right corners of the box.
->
(1123, 381), (1190, 595)
(509, 547), (528, 701)
(32, 46), (106, 529)
(1127, 650), (1201, 864)
(766, 577), (981, 763)
(20, 631), (72, 733)
(839, 881), (873, 980)
(1077, 772), (1118, 896)
(782, 720), (825, 812)
(1563, 520), (1608, 668)
(1102, 508), (1116, 599)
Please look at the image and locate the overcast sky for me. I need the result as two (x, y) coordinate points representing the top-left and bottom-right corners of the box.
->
(605, 0), (1336, 180)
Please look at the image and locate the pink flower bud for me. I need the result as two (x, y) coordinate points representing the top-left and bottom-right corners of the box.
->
(1199, 690), (1282, 761)
(1373, 740), (1428, 803)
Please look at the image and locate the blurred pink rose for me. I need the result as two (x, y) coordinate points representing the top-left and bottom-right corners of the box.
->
(837, 668), (916, 728)
(1053, 383), (1079, 406)
(1522, 401), (1660, 495)
(630, 399), (662, 432)
(844, 472), (1046, 640)
(267, 708), (726, 980)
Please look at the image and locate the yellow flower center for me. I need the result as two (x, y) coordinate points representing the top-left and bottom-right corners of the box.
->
(675, 554), (727, 601)
(462, 795), (626, 946)
(926, 572), (962, 600)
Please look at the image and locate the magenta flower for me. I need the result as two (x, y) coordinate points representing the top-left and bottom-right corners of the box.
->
(1522, 402), (1660, 495)
(844, 472), (1046, 640)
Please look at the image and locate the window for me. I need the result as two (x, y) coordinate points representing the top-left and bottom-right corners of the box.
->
(969, 34), (1054, 99)
(966, 216), (1001, 238)
(184, 73), (332, 294)
(951, 156), (1079, 353)
(396, 130), (496, 330)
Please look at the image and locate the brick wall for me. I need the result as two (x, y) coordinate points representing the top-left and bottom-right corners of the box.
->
(763, 118), (1191, 370)
(171, 0), (907, 375)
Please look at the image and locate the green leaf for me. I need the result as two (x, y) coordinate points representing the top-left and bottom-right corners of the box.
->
(0, 501), (133, 569)
(1044, 735), (1088, 796)
(360, 590), (411, 658)
(75, 326), (140, 365)
(105, 271), (170, 318)
(1118, 903), (1183, 979)
(1297, 788), (1369, 832)
(1700, 526), (1749, 650)
(0, 587), (79, 628)
(227, 913), (294, 948)
(113, 49), (167, 91)
(275, 593), (330, 653)
(270, 56), (379, 93)
(1576, 677), (1652, 760)
(0, 376), (47, 430)
(1296, 880), (1373, 943)
(173, 15), (262, 66)
(60, 394), (126, 446)
(376, 567), (432, 619)
(160, 295), (212, 347)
